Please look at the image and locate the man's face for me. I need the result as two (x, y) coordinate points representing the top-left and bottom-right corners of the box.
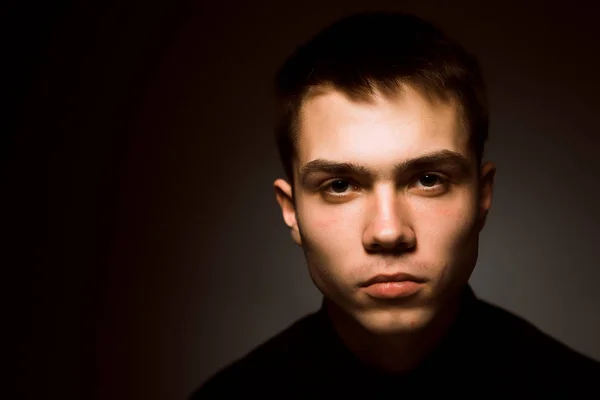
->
(274, 85), (494, 334)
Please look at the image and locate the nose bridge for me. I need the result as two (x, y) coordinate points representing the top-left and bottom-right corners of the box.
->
(370, 184), (400, 225)
(363, 183), (414, 249)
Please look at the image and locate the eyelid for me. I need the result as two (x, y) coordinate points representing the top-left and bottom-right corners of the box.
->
(415, 171), (447, 180)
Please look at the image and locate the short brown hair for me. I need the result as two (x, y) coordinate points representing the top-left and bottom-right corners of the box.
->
(274, 12), (488, 186)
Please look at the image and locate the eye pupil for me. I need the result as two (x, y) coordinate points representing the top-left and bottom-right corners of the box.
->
(331, 180), (349, 193)
(420, 174), (439, 187)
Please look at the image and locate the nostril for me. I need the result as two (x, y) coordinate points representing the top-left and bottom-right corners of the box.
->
(365, 239), (416, 255)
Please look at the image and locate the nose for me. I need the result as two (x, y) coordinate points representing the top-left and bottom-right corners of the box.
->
(362, 185), (416, 253)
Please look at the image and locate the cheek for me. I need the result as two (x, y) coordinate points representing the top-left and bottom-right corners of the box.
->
(414, 193), (479, 251)
(300, 204), (357, 249)
(296, 201), (364, 297)
(412, 195), (479, 290)
(297, 200), (362, 270)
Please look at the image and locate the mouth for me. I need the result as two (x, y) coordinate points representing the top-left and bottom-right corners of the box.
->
(360, 273), (426, 299)
(361, 272), (426, 287)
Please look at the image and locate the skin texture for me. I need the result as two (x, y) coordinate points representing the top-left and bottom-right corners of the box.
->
(274, 84), (495, 373)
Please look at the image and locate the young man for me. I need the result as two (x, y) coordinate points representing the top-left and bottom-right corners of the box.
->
(193, 12), (600, 397)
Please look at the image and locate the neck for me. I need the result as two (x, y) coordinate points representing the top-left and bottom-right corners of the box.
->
(325, 294), (462, 375)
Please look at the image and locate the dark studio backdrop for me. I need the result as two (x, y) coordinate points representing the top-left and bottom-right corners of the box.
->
(7, 0), (600, 399)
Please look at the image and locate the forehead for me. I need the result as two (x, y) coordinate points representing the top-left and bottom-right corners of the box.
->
(295, 86), (471, 175)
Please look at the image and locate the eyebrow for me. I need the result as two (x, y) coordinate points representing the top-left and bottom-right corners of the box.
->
(298, 150), (472, 185)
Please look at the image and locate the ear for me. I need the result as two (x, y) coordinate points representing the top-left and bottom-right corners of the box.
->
(477, 162), (496, 232)
(274, 178), (302, 246)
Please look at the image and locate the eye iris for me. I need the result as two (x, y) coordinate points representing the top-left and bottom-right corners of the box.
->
(330, 180), (349, 193)
(420, 174), (439, 187)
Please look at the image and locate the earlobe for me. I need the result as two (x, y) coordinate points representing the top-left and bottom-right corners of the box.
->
(274, 178), (302, 246)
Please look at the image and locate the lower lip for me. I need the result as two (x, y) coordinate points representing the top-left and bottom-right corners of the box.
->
(362, 281), (423, 299)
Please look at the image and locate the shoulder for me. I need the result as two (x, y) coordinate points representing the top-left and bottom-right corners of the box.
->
(473, 297), (600, 394)
(189, 310), (322, 398)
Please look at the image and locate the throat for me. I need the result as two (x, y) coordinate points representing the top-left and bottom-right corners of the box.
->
(325, 296), (461, 375)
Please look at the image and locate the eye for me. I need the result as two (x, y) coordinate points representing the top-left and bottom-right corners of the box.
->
(418, 174), (442, 187)
(327, 179), (352, 194)
(412, 173), (448, 194)
(320, 179), (361, 198)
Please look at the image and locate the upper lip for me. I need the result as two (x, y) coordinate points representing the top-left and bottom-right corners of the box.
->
(361, 273), (426, 287)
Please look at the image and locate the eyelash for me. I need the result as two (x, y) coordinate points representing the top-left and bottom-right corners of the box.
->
(320, 173), (449, 197)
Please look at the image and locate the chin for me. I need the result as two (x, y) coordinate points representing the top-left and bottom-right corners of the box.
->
(353, 304), (437, 335)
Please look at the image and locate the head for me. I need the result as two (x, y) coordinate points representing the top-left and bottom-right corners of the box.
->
(273, 12), (495, 335)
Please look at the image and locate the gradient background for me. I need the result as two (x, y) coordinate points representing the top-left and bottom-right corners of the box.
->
(7, 0), (600, 399)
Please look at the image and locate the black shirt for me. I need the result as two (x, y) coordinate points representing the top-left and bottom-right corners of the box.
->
(192, 285), (600, 398)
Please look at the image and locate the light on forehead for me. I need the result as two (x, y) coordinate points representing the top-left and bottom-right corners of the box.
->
(291, 81), (475, 191)
(298, 83), (468, 141)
